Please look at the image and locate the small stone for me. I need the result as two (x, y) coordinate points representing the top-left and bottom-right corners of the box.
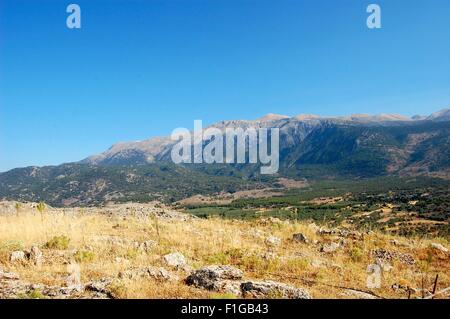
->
(162, 252), (187, 270)
(292, 233), (309, 244)
(430, 243), (448, 253)
(85, 278), (114, 298)
(265, 236), (281, 247)
(0, 268), (19, 280)
(10, 251), (26, 262)
(320, 242), (339, 253)
(29, 246), (43, 267)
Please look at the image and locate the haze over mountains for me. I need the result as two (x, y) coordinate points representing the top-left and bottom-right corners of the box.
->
(0, 109), (449, 206)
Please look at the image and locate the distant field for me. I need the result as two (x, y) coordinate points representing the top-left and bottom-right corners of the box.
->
(182, 177), (450, 237)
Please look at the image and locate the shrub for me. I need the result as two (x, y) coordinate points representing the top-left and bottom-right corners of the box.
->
(349, 247), (364, 262)
(74, 250), (94, 263)
(19, 289), (45, 299)
(44, 235), (70, 250)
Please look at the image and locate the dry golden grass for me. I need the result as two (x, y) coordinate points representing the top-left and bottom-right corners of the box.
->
(0, 206), (449, 299)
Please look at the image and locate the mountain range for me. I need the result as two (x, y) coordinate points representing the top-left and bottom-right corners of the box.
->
(0, 109), (449, 206)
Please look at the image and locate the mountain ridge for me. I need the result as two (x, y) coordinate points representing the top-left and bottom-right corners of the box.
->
(81, 108), (450, 167)
(0, 109), (449, 206)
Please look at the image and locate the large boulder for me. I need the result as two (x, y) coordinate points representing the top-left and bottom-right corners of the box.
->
(241, 280), (312, 299)
(186, 265), (244, 295)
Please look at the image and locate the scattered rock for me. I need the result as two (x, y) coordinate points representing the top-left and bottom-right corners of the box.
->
(186, 265), (244, 295)
(320, 242), (340, 253)
(292, 233), (309, 244)
(187, 265), (243, 284)
(85, 278), (115, 298)
(10, 251), (26, 262)
(396, 252), (415, 265)
(0, 268), (19, 280)
(29, 246), (43, 267)
(343, 289), (379, 299)
(372, 248), (395, 261)
(430, 243), (448, 253)
(371, 248), (415, 266)
(317, 228), (362, 240)
(162, 252), (187, 270)
(265, 236), (281, 247)
(0, 266), (86, 299)
(241, 280), (312, 299)
(119, 266), (178, 282)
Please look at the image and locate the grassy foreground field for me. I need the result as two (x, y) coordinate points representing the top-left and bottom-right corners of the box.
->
(0, 202), (449, 299)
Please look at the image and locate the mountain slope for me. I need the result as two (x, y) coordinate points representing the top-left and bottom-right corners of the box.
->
(0, 109), (449, 206)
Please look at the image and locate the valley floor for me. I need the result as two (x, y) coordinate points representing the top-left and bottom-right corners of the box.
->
(0, 202), (449, 299)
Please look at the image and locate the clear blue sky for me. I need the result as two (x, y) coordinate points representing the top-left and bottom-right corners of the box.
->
(1, 0), (450, 172)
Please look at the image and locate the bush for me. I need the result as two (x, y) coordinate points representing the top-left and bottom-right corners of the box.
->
(19, 289), (45, 299)
(74, 250), (94, 263)
(349, 247), (364, 262)
(44, 235), (70, 250)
